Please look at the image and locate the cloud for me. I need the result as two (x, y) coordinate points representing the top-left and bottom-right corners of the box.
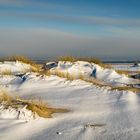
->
(0, 0), (140, 27)
(83, 16), (140, 27)
(0, 11), (140, 27)
(0, 28), (140, 60)
(107, 27), (140, 38)
(0, 28), (93, 57)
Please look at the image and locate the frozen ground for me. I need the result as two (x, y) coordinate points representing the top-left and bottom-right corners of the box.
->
(0, 61), (140, 140)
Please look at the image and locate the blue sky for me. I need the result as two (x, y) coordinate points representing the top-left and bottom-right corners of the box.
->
(0, 0), (140, 60)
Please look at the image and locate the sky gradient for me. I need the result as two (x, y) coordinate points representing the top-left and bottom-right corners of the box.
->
(0, 0), (140, 60)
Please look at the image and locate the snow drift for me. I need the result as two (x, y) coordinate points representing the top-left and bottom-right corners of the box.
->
(0, 60), (140, 140)
(0, 61), (33, 74)
(0, 102), (35, 121)
(50, 61), (138, 86)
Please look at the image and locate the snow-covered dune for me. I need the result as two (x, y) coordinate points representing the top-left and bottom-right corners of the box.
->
(50, 61), (138, 86)
(0, 61), (140, 140)
(0, 61), (33, 74)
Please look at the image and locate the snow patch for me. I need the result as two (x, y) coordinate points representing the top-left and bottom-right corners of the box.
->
(0, 102), (36, 121)
(51, 61), (138, 86)
(0, 61), (32, 74)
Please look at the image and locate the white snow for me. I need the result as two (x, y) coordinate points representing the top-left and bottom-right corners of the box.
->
(0, 102), (35, 121)
(112, 63), (140, 72)
(51, 61), (138, 86)
(0, 61), (140, 140)
(0, 61), (32, 74)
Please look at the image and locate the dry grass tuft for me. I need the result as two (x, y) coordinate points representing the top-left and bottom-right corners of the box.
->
(57, 56), (102, 64)
(26, 99), (68, 118)
(0, 69), (12, 75)
(115, 70), (131, 76)
(0, 55), (41, 72)
(57, 56), (76, 62)
(0, 91), (68, 118)
(38, 70), (52, 76)
(0, 55), (33, 64)
(50, 70), (75, 81)
(50, 69), (108, 86)
(98, 63), (112, 69)
(111, 86), (140, 93)
(30, 65), (41, 73)
(13, 56), (41, 72)
(50, 69), (140, 93)
(0, 90), (13, 103)
(82, 78), (140, 93)
(65, 72), (75, 81)
(82, 77), (108, 87)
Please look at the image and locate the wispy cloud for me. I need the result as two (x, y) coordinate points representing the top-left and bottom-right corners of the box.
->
(0, 0), (140, 60)
(83, 16), (140, 27)
(0, 28), (140, 60)
(0, 11), (140, 27)
(0, 0), (140, 27)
